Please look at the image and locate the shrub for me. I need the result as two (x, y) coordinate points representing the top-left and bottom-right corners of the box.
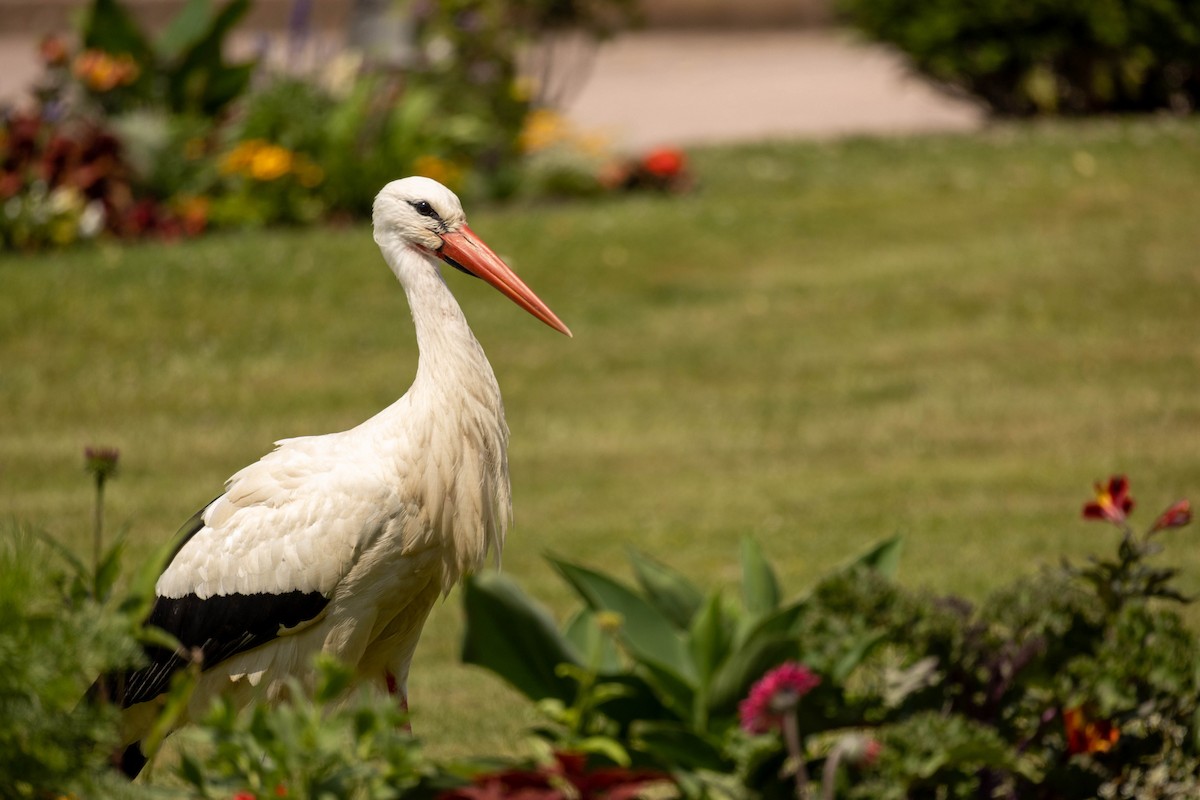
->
(837, 0), (1200, 115)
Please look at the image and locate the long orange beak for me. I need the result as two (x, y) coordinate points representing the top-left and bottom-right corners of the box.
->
(438, 224), (572, 337)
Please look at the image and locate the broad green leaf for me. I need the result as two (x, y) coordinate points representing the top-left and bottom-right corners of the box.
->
(627, 548), (704, 629)
(631, 720), (727, 771)
(688, 592), (732, 689)
(850, 535), (904, 578)
(587, 673), (676, 730)
(563, 609), (623, 673)
(549, 557), (697, 685)
(461, 573), (581, 703)
(740, 537), (780, 618)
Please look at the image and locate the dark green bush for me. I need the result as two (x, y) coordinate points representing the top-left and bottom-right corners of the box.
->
(837, 0), (1200, 115)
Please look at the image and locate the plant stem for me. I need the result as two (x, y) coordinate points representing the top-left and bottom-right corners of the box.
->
(782, 708), (809, 800)
(93, 473), (105, 597)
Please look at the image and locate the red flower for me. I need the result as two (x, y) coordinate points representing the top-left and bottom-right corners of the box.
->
(1150, 499), (1191, 533)
(1063, 706), (1119, 755)
(641, 147), (686, 179)
(39, 34), (70, 68)
(738, 662), (821, 734)
(232, 793), (256, 800)
(438, 752), (666, 800)
(1082, 476), (1134, 525)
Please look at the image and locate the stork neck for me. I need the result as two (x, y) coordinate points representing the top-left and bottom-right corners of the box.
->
(397, 250), (500, 402)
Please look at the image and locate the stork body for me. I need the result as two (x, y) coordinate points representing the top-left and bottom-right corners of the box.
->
(113, 177), (570, 776)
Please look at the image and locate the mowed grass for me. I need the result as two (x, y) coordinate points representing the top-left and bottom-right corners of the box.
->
(2, 117), (1199, 756)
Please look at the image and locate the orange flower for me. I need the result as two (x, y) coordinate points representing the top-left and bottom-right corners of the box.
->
(73, 49), (139, 92)
(39, 34), (69, 67)
(1063, 706), (1119, 755)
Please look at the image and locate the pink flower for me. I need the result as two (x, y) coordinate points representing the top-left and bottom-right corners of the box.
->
(738, 661), (820, 734)
(1150, 499), (1191, 533)
(1082, 476), (1134, 525)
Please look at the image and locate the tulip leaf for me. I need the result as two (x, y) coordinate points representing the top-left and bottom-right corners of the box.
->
(461, 572), (581, 704)
(549, 557), (697, 686)
(627, 548), (704, 630)
(740, 537), (780, 618)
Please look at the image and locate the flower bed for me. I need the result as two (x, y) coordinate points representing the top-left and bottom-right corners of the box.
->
(0, 0), (686, 251)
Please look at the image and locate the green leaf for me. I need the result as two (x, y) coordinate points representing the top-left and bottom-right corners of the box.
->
(627, 548), (704, 629)
(851, 535), (904, 578)
(563, 609), (623, 673)
(740, 537), (780, 618)
(707, 631), (801, 715)
(81, 0), (154, 61)
(631, 720), (727, 771)
(155, 0), (213, 61)
(461, 572), (581, 703)
(549, 557), (697, 685)
(688, 592), (731, 689)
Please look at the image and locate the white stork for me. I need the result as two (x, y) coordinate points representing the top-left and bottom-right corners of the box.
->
(110, 176), (571, 776)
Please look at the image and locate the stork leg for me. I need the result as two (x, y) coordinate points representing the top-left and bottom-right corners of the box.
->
(383, 669), (412, 732)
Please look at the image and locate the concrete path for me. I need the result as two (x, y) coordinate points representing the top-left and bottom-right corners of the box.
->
(0, 28), (984, 145)
(561, 30), (983, 148)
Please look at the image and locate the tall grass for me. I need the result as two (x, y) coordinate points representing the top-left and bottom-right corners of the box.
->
(2, 117), (1198, 755)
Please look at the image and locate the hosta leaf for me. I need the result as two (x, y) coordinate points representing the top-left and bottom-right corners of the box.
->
(707, 632), (801, 715)
(461, 573), (581, 703)
(627, 548), (704, 629)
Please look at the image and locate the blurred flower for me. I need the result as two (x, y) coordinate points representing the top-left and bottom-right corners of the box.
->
(39, 34), (70, 68)
(1082, 475), (1134, 525)
(739, 661), (821, 734)
(519, 108), (570, 154)
(220, 139), (323, 188)
(641, 147), (686, 180)
(84, 446), (120, 484)
(413, 155), (463, 190)
(248, 143), (293, 181)
(172, 194), (210, 237)
(1063, 706), (1119, 755)
(1150, 499), (1191, 533)
(73, 50), (139, 92)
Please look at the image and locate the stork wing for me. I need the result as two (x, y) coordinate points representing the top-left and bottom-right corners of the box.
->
(114, 438), (395, 708)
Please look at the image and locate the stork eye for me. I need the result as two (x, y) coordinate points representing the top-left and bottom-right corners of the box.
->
(411, 200), (438, 218)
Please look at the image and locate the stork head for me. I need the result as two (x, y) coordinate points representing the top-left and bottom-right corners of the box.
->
(373, 176), (571, 337)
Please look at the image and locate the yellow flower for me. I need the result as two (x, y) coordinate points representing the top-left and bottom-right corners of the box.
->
(220, 140), (262, 175)
(412, 155), (463, 190)
(518, 108), (569, 154)
(293, 157), (325, 188)
(248, 143), (294, 181)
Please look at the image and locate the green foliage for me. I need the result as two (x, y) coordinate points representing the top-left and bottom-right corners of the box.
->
(461, 484), (1200, 798)
(80, 0), (255, 117)
(175, 655), (450, 800)
(838, 0), (1200, 115)
(0, 524), (152, 799)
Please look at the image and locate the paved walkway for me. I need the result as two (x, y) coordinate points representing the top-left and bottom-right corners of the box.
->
(0, 28), (983, 146)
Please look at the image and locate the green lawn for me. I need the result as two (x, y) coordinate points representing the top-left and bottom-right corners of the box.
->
(2, 117), (1199, 758)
